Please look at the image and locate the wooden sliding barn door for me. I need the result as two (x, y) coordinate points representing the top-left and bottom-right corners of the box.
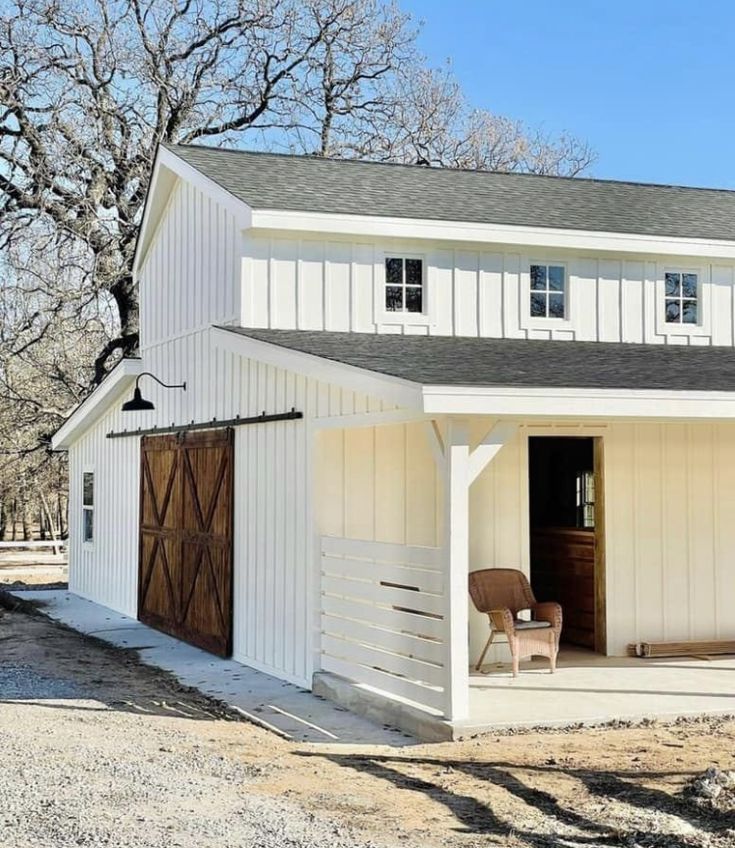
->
(138, 429), (234, 657)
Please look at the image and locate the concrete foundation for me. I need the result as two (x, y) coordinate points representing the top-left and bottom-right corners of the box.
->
(312, 672), (456, 742)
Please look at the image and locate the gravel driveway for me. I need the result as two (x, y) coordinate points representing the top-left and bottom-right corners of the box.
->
(3, 598), (735, 848)
(0, 604), (393, 848)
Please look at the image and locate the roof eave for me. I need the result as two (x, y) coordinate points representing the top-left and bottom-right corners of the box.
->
(52, 358), (144, 451)
(422, 383), (735, 420)
(250, 208), (735, 259)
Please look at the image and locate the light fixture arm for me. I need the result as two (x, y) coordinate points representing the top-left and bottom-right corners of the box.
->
(122, 371), (187, 413)
(134, 372), (187, 392)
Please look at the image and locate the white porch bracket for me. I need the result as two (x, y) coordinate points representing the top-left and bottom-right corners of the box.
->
(467, 421), (519, 486)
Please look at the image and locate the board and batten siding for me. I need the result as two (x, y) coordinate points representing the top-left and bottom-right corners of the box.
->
(68, 349), (735, 679)
(316, 419), (735, 664)
(242, 233), (735, 345)
(68, 401), (140, 617)
(138, 179), (241, 350)
(67, 328), (387, 687)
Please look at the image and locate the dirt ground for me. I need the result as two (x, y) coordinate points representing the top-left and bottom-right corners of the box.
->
(1, 601), (734, 848)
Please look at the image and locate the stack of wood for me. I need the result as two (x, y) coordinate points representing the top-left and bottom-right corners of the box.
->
(628, 640), (735, 658)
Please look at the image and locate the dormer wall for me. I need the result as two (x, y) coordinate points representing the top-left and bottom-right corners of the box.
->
(241, 231), (735, 346)
(136, 170), (735, 350)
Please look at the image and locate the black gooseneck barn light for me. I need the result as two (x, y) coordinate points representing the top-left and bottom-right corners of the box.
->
(121, 372), (187, 412)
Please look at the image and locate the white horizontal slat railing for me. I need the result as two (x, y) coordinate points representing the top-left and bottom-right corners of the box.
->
(0, 540), (67, 553)
(319, 536), (447, 713)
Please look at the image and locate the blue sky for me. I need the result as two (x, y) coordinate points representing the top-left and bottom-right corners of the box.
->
(401, 0), (735, 188)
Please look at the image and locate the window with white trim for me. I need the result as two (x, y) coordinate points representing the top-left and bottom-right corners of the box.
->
(385, 256), (424, 313)
(82, 472), (94, 543)
(664, 271), (698, 325)
(530, 263), (566, 318)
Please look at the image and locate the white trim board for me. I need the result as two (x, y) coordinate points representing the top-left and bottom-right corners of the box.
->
(422, 385), (735, 419)
(250, 209), (735, 261)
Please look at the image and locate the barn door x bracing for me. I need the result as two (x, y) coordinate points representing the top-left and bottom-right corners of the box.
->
(138, 429), (234, 657)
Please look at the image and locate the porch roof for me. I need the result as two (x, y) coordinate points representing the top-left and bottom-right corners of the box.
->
(216, 327), (735, 393)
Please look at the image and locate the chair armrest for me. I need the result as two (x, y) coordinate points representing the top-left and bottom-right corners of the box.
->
(489, 607), (515, 634)
(532, 601), (563, 633)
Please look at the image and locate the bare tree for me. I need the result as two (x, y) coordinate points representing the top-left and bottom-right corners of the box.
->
(0, 1), (596, 523)
(0, 1), (595, 520)
(353, 65), (595, 173)
(0, 0), (593, 377)
(0, 0), (420, 381)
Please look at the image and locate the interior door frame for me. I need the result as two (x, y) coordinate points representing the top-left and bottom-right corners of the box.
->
(522, 428), (608, 655)
(592, 436), (607, 654)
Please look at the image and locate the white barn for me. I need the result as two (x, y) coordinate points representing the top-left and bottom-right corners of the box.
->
(53, 144), (735, 734)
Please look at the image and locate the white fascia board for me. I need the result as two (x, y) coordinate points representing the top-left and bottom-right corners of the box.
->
(211, 327), (423, 410)
(250, 208), (735, 260)
(52, 359), (144, 450)
(422, 384), (735, 420)
(133, 146), (253, 276)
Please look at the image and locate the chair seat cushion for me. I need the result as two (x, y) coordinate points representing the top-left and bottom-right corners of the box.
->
(514, 619), (552, 630)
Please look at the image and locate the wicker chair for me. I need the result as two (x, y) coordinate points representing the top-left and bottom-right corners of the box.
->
(468, 568), (562, 676)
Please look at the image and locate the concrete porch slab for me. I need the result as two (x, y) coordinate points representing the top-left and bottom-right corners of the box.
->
(314, 647), (735, 743)
(5, 589), (414, 746)
(468, 648), (735, 730)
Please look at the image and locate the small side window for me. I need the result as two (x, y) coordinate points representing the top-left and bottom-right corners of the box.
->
(664, 271), (698, 325)
(385, 257), (424, 314)
(529, 263), (566, 319)
(82, 472), (94, 543)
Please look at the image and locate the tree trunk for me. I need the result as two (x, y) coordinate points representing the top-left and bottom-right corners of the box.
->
(21, 503), (30, 541)
(92, 272), (140, 385)
(57, 493), (67, 538)
(39, 490), (61, 554)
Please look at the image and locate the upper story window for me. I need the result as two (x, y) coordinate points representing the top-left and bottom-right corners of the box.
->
(664, 271), (698, 324)
(530, 263), (565, 319)
(385, 257), (423, 313)
(82, 471), (94, 544)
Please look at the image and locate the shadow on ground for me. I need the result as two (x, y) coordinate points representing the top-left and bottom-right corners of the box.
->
(0, 603), (241, 723)
(296, 750), (734, 847)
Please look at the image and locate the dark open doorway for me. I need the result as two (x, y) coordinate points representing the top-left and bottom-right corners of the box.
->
(528, 436), (606, 652)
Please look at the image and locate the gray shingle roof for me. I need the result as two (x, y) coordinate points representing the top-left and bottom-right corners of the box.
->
(219, 327), (735, 392)
(168, 143), (735, 241)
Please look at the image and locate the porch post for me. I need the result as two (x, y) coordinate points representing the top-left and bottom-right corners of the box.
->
(443, 418), (470, 721)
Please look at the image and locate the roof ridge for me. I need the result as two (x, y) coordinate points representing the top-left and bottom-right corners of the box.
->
(165, 142), (735, 195)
